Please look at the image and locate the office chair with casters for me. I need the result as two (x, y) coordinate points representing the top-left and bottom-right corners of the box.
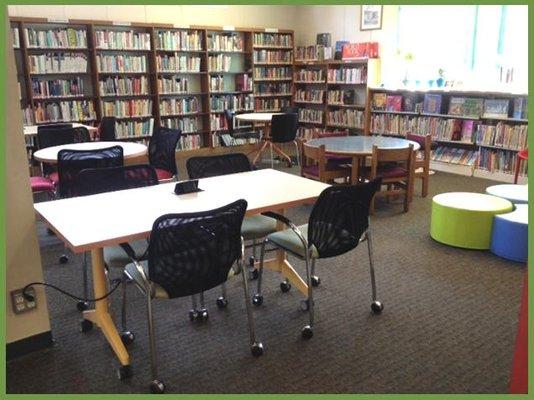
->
(224, 110), (261, 142)
(77, 164), (158, 343)
(186, 153), (277, 313)
(148, 126), (181, 181)
(253, 178), (382, 339)
(36, 125), (75, 182)
(99, 116), (117, 141)
(57, 146), (124, 311)
(122, 200), (263, 393)
(269, 113), (299, 168)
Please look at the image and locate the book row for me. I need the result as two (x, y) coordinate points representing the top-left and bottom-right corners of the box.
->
(12, 27), (20, 47)
(478, 148), (526, 175)
(24, 28), (87, 49)
(156, 54), (201, 72)
(327, 109), (364, 128)
(295, 89), (324, 103)
(295, 45), (332, 61)
(253, 33), (292, 47)
(162, 116), (202, 134)
(207, 33), (243, 52)
(299, 108), (323, 124)
(97, 54), (147, 73)
(327, 89), (357, 105)
(475, 123), (528, 151)
(431, 146), (478, 166)
(160, 98), (201, 116)
(256, 83), (291, 95)
(99, 76), (149, 96)
(253, 67), (292, 79)
(297, 127), (349, 141)
(253, 50), (292, 63)
(177, 134), (203, 150)
(101, 99), (152, 118)
(32, 77), (85, 98)
(155, 30), (202, 51)
(115, 118), (154, 139)
(255, 98), (290, 111)
(210, 94), (254, 112)
(29, 53), (87, 74)
(327, 67), (367, 84)
(215, 132), (260, 147)
(157, 76), (190, 94)
(33, 100), (96, 123)
(208, 54), (232, 72)
(94, 30), (151, 50)
(22, 106), (34, 125)
(210, 114), (228, 130)
(295, 69), (325, 82)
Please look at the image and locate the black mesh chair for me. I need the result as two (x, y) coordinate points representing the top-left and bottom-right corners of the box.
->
(99, 116), (117, 141)
(186, 153), (278, 313)
(36, 125), (75, 178)
(72, 126), (91, 143)
(222, 110), (260, 146)
(122, 199), (263, 393)
(76, 164), (158, 344)
(253, 178), (383, 339)
(268, 113), (300, 168)
(281, 106), (299, 114)
(148, 126), (181, 181)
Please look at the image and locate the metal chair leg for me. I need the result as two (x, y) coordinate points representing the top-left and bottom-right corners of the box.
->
(118, 273), (135, 345)
(76, 252), (90, 312)
(293, 140), (300, 167)
(252, 240), (266, 306)
(366, 226), (383, 314)
(198, 292), (208, 320)
(217, 283), (229, 309)
(270, 142), (274, 169)
(146, 293), (164, 393)
(301, 250), (314, 339)
(310, 258), (320, 287)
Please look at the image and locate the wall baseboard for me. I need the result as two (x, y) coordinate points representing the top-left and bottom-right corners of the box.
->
(6, 331), (53, 361)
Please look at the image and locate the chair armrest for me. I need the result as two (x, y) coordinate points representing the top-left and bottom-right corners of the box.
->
(261, 211), (310, 255)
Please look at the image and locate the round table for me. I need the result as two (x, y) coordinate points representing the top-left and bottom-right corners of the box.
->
(235, 112), (282, 123)
(33, 141), (148, 164)
(306, 136), (420, 183)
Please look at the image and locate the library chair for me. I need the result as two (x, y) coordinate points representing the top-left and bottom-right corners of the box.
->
(406, 133), (431, 198)
(281, 106), (299, 114)
(514, 149), (528, 184)
(300, 142), (351, 183)
(253, 179), (383, 339)
(76, 164), (159, 343)
(269, 113), (300, 168)
(223, 110), (261, 145)
(36, 125), (75, 185)
(121, 200), (263, 393)
(99, 116), (117, 141)
(186, 153), (277, 313)
(148, 126), (181, 181)
(56, 146), (124, 309)
(362, 144), (415, 214)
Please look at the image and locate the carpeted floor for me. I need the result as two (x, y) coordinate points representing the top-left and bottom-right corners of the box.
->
(7, 168), (526, 394)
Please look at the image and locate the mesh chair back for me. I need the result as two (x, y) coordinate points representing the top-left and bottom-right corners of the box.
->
(281, 106), (299, 114)
(148, 127), (181, 176)
(147, 199), (247, 298)
(73, 127), (91, 143)
(223, 110), (235, 136)
(37, 125), (75, 150)
(270, 113), (298, 143)
(308, 178), (382, 258)
(57, 146), (124, 198)
(186, 153), (251, 179)
(99, 117), (117, 141)
(77, 164), (158, 196)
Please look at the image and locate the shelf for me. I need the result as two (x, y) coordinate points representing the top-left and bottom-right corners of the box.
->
(157, 71), (205, 75)
(98, 71), (149, 75)
(115, 135), (152, 141)
(429, 160), (474, 176)
(299, 120), (323, 125)
(100, 93), (154, 98)
(253, 77), (292, 82)
(480, 116), (528, 123)
(327, 123), (364, 129)
(33, 95), (94, 101)
(253, 45), (293, 50)
(30, 72), (90, 75)
(27, 47), (89, 51)
(473, 169), (527, 184)
(420, 113), (479, 120)
(208, 71), (247, 74)
(328, 103), (366, 109)
(159, 92), (207, 97)
(433, 139), (477, 146)
(253, 62), (293, 66)
(210, 91), (253, 95)
(95, 48), (151, 52)
(35, 118), (97, 125)
(255, 93), (292, 98)
(156, 48), (205, 53)
(294, 80), (325, 84)
(208, 50), (247, 54)
(112, 115), (153, 120)
(294, 100), (323, 105)
(327, 81), (366, 86)
(210, 109), (252, 114)
(160, 112), (206, 118)
(371, 132), (406, 138)
(371, 110), (419, 116)
(478, 144), (521, 152)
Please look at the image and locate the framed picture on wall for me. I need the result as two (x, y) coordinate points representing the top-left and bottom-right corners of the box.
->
(360, 5), (383, 31)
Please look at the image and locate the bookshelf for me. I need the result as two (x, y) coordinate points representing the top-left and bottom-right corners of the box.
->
(11, 17), (294, 154)
(292, 58), (380, 140)
(366, 87), (528, 183)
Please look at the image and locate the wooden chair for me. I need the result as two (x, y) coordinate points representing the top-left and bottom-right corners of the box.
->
(366, 144), (415, 213)
(407, 133), (431, 199)
(301, 142), (351, 183)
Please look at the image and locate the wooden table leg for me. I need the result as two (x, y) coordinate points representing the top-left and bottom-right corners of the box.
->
(350, 155), (360, 184)
(252, 123), (271, 166)
(83, 248), (130, 367)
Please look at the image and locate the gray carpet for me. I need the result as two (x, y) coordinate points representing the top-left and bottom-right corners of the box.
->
(7, 168), (525, 394)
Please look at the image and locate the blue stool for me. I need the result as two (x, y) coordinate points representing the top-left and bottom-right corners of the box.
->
(490, 204), (528, 263)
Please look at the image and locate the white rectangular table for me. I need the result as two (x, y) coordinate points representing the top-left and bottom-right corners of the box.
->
(34, 169), (330, 369)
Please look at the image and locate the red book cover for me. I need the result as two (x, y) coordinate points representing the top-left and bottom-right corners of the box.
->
(386, 95), (402, 112)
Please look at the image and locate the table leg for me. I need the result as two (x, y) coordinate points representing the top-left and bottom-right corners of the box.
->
(83, 248), (130, 367)
(252, 124), (271, 166)
(350, 155), (360, 184)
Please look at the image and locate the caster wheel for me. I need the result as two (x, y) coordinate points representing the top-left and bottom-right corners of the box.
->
(199, 309), (209, 321)
(252, 294), (263, 306)
(280, 281), (291, 293)
(300, 299), (314, 311)
(117, 365), (132, 380)
(149, 379), (165, 394)
(301, 325), (313, 339)
(216, 297), (228, 309)
(76, 301), (89, 312)
(371, 301), (384, 314)
(80, 319), (93, 333)
(249, 268), (259, 280)
(59, 254), (69, 264)
(188, 309), (198, 321)
(311, 276), (321, 287)
(120, 330), (135, 345)
(251, 342), (264, 357)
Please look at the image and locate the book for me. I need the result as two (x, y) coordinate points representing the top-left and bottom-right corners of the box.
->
(461, 120), (477, 143)
(483, 99), (510, 119)
(372, 93), (387, 110)
(386, 95), (402, 112)
(316, 33), (331, 47)
(334, 40), (349, 60)
(403, 93), (417, 112)
(450, 119), (463, 141)
(464, 98), (483, 117)
(423, 94), (442, 114)
(448, 97), (465, 116)
(513, 97), (528, 119)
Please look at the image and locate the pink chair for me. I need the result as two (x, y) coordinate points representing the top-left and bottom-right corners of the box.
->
(514, 149), (528, 184)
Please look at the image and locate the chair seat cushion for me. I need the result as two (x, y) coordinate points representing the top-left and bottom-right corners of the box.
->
(48, 172), (59, 184)
(155, 168), (174, 181)
(302, 162), (350, 177)
(104, 240), (148, 269)
(362, 166), (407, 179)
(241, 215), (278, 240)
(30, 176), (55, 193)
(325, 155), (352, 164)
(124, 260), (170, 299)
(266, 224), (319, 259)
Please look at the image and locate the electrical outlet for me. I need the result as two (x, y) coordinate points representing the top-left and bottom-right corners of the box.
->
(10, 288), (36, 314)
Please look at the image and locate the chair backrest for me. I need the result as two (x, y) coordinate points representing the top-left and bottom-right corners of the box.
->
(147, 199), (247, 298)
(308, 178), (382, 258)
(281, 106), (299, 114)
(77, 164), (158, 196)
(99, 117), (117, 141)
(37, 125), (75, 150)
(72, 126), (91, 143)
(371, 144), (414, 176)
(406, 133), (431, 166)
(223, 110), (235, 136)
(148, 127), (181, 176)
(271, 113), (298, 143)
(57, 146), (124, 198)
(186, 153), (251, 179)
(302, 143), (327, 178)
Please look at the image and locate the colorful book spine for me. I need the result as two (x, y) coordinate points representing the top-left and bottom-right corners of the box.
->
(97, 54), (147, 73)
(115, 118), (154, 138)
(29, 53), (88, 74)
(24, 28), (87, 48)
(327, 109), (364, 128)
(157, 76), (190, 94)
(210, 94), (253, 112)
(208, 54), (232, 72)
(253, 50), (292, 63)
(99, 76), (149, 96)
(295, 89), (323, 103)
(156, 54), (200, 72)
(254, 98), (290, 111)
(32, 77), (85, 98)
(253, 33), (292, 47)
(327, 67), (367, 84)
(299, 108), (323, 124)
(254, 67), (292, 79)
(295, 69), (324, 82)
(101, 99), (152, 117)
(256, 83), (292, 95)
(162, 117), (203, 134)
(95, 30), (151, 50)
(159, 98), (201, 116)
(156, 30), (202, 51)
(207, 33), (243, 52)
(33, 100), (96, 122)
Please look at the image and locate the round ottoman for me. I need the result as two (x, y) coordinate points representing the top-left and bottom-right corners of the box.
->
(430, 192), (513, 249)
(490, 204), (528, 263)
(485, 184), (528, 205)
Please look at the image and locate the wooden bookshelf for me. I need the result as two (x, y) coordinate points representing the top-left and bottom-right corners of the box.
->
(366, 87), (528, 182)
(10, 17), (294, 152)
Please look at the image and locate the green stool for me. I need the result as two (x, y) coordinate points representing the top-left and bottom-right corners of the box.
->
(430, 192), (513, 250)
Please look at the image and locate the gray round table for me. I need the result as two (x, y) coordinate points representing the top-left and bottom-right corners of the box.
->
(306, 136), (420, 184)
